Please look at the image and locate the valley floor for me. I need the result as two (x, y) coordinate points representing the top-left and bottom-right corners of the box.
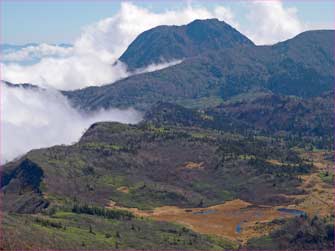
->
(107, 150), (334, 246)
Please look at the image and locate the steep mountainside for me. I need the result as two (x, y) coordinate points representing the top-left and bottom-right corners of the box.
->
(1, 122), (310, 213)
(119, 19), (254, 70)
(65, 30), (334, 111)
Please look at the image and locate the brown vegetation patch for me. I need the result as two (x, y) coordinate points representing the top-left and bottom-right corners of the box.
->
(117, 186), (130, 193)
(301, 151), (332, 171)
(108, 199), (287, 243)
(108, 152), (334, 244)
(107, 200), (116, 207)
(293, 173), (333, 216)
(182, 161), (204, 170)
(288, 151), (333, 216)
(266, 159), (297, 167)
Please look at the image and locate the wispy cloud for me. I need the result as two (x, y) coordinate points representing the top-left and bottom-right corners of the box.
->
(134, 59), (183, 74)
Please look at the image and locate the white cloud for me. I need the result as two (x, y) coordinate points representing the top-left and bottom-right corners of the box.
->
(214, 6), (239, 29)
(2, 43), (73, 62)
(243, 1), (305, 45)
(135, 59), (183, 74)
(1, 83), (142, 163)
(2, 57), (129, 90)
(1, 2), (235, 90)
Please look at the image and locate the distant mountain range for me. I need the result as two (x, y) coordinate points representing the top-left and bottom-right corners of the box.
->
(64, 19), (334, 111)
(2, 80), (40, 89)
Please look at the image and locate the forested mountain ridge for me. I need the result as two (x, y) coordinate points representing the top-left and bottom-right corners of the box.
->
(64, 27), (334, 111)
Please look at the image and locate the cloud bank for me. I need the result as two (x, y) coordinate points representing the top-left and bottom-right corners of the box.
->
(1, 83), (142, 163)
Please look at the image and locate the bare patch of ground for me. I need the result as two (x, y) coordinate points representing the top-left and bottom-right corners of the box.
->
(117, 186), (130, 193)
(108, 199), (288, 243)
(182, 161), (204, 170)
(292, 151), (333, 216)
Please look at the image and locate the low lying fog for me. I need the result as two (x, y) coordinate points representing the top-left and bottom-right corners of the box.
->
(1, 83), (142, 164)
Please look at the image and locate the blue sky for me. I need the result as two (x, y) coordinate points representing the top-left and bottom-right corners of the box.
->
(2, 0), (334, 44)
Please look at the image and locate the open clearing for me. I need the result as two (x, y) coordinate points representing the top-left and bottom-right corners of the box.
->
(107, 151), (333, 244)
(109, 199), (301, 243)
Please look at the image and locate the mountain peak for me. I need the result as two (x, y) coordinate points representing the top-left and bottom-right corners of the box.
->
(188, 18), (221, 24)
(119, 19), (254, 70)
